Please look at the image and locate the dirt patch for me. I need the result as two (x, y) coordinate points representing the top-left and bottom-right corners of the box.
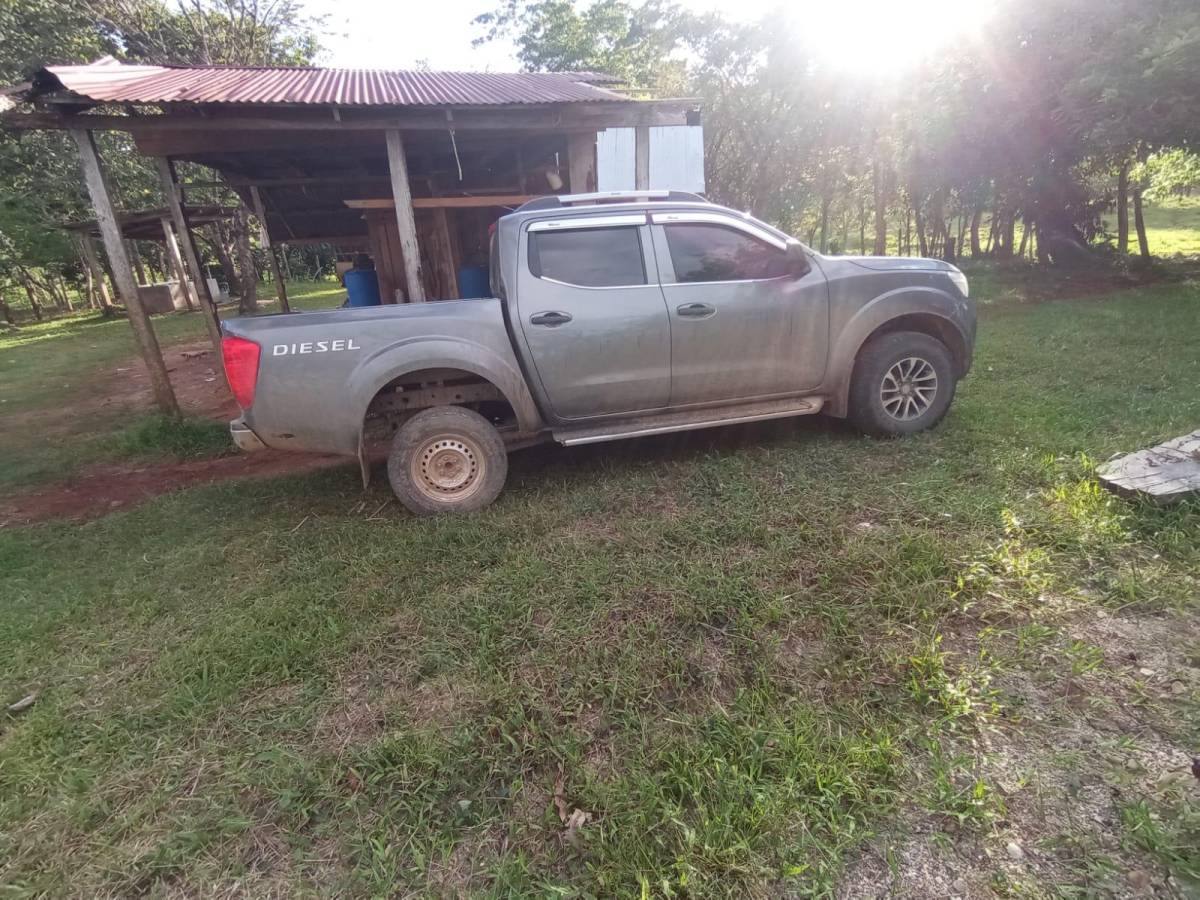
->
(4, 341), (237, 439)
(0, 451), (347, 527)
(2, 340), (353, 527)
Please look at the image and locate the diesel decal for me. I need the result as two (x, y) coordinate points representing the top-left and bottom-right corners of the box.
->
(272, 338), (361, 356)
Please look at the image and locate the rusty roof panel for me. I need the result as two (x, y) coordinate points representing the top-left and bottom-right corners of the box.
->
(41, 60), (629, 107)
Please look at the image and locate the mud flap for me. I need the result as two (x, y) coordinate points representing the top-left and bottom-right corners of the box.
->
(357, 432), (371, 490)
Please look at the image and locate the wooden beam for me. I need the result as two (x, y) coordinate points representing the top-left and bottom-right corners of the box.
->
(70, 128), (178, 416)
(568, 131), (597, 193)
(2, 102), (695, 134)
(160, 217), (196, 311)
(385, 129), (425, 302)
(635, 125), (650, 191)
(250, 186), (290, 313)
(155, 156), (224, 358)
(345, 194), (536, 210)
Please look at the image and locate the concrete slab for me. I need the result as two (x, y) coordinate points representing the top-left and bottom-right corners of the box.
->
(1097, 430), (1200, 504)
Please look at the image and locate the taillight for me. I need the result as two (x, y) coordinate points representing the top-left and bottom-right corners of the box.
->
(221, 335), (261, 410)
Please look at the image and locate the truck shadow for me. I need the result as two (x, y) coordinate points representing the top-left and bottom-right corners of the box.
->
(505, 413), (856, 484)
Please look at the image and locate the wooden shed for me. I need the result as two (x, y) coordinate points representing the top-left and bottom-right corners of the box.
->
(2, 58), (700, 411)
(15, 59), (700, 303)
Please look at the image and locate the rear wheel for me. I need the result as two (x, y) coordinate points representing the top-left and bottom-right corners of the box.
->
(849, 331), (957, 436)
(387, 406), (508, 515)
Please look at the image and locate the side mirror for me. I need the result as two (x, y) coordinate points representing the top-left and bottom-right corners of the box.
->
(787, 242), (812, 278)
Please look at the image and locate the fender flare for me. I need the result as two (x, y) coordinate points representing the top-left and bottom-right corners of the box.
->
(825, 287), (971, 418)
(347, 336), (544, 440)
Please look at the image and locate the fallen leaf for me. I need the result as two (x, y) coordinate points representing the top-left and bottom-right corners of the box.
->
(7, 692), (37, 714)
(552, 765), (569, 822)
(564, 806), (592, 844)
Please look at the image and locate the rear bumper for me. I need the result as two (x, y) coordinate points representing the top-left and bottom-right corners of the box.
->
(230, 418), (267, 452)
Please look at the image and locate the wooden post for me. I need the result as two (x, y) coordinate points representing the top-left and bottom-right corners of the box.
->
(79, 234), (114, 312)
(250, 185), (290, 312)
(155, 157), (223, 354)
(160, 217), (196, 311)
(431, 208), (459, 299)
(568, 131), (597, 193)
(70, 129), (178, 415)
(634, 126), (650, 190)
(385, 129), (425, 302)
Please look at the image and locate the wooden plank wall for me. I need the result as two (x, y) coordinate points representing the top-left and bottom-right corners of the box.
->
(366, 209), (464, 302)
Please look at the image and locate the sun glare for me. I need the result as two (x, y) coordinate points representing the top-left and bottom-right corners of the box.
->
(688, 0), (994, 72)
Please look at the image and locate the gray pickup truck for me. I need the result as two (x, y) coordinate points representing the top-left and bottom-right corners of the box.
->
(222, 191), (975, 515)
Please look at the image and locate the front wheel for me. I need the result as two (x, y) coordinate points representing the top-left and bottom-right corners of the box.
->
(848, 331), (957, 437)
(387, 406), (508, 515)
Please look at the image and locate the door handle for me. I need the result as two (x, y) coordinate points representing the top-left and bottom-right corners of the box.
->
(530, 310), (573, 327)
(676, 302), (716, 318)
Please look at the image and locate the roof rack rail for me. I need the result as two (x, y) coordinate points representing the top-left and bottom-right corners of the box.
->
(515, 190), (706, 212)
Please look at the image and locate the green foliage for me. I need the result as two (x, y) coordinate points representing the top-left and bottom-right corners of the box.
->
(475, 0), (686, 93)
(1138, 149), (1200, 202)
(478, 0), (1200, 261)
(0, 0), (325, 292)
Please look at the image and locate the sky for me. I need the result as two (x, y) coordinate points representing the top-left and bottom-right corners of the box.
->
(311, 0), (780, 71)
(308, 0), (991, 73)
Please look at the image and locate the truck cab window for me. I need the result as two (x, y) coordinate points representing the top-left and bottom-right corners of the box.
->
(529, 227), (646, 288)
(664, 223), (790, 283)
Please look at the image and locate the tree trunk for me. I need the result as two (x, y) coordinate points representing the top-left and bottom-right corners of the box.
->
(1117, 160), (1130, 254)
(128, 240), (148, 285)
(873, 160), (889, 255)
(19, 271), (43, 321)
(1132, 186), (1150, 258)
(969, 207), (983, 257)
(914, 203), (929, 257)
(210, 222), (239, 298)
(0, 294), (13, 324)
(53, 273), (74, 311)
(1017, 218), (1029, 257)
(818, 194), (831, 255)
(235, 207), (257, 315)
(859, 201), (867, 254)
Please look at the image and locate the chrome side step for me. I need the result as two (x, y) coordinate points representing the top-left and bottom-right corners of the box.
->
(553, 397), (824, 447)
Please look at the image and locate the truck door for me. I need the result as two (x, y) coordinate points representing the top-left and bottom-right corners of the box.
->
(650, 213), (829, 406)
(515, 214), (671, 420)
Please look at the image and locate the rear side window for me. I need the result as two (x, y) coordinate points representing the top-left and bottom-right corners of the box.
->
(528, 227), (646, 288)
(664, 223), (789, 283)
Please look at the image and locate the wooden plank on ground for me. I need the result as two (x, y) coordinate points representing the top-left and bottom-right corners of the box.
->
(1097, 430), (1200, 504)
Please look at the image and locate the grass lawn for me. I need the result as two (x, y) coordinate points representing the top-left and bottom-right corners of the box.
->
(1141, 197), (1200, 258)
(0, 280), (344, 489)
(1, 269), (1198, 896)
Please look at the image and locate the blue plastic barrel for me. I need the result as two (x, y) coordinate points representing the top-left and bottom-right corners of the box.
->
(457, 265), (490, 299)
(344, 268), (382, 307)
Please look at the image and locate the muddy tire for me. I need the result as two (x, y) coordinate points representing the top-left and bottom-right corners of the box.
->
(848, 331), (957, 437)
(387, 406), (508, 516)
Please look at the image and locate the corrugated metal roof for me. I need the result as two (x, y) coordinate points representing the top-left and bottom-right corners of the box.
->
(40, 59), (629, 107)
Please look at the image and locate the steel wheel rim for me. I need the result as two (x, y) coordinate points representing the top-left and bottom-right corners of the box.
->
(880, 356), (938, 421)
(411, 433), (486, 502)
